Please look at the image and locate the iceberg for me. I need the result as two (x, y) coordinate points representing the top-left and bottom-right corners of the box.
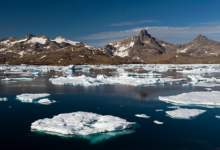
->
(0, 97), (8, 101)
(31, 111), (137, 135)
(159, 91), (220, 106)
(16, 93), (50, 103)
(135, 114), (151, 118)
(166, 108), (206, 119)
(36, 99), (56, 105)
(153, 120), (163, 124)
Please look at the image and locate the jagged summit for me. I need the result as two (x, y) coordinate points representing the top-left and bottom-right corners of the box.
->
(138, 29), (152, 42)
(54, 36), (64, 40)
(21, 34), (36, 40)
(195, 34), (207, 40)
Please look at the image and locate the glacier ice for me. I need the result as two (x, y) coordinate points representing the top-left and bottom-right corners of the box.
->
(166, 108), (206, 119)
(16, 93), (50, 103)
(159, 91), (220, 106)
(31, 111), (137, 135)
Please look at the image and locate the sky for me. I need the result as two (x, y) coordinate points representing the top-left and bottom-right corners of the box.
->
(0, 0), (220, 47)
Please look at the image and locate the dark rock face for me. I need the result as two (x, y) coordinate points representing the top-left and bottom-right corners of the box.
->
(138, 29), (152, 42)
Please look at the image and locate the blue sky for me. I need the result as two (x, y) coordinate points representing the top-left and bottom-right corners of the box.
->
(0, 0), (220, 47)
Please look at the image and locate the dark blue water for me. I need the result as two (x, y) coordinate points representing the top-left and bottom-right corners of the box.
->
(1, 71), (220, 150)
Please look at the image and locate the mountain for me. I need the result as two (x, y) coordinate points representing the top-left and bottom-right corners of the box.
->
(101, 29), (220, 61)
(0, 30), (220, 65)
(0, 34), (141, 65)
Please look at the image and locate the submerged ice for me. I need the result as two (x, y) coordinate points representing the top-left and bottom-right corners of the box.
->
(31, 111), (137, 135)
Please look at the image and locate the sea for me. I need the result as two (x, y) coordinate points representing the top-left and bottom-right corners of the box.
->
(0, 69), (220, 150)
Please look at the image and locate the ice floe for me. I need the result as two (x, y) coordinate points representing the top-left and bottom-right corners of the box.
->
(166, 108), (206, 119)
(155, 109), (163, 111)
(36, 99), (56, 105)
(159, 91), (220, 106)
(135, 114), (151, 118)
(49, 74), (186, 86)
(0, 97), (8, 101)
(153, 120), (163, 124)
(31, 111), (137, 135)
(215, 115), (220, 118)
(16, 93), (50, 103)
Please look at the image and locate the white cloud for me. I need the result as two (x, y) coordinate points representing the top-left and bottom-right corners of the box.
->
(77, 25), (220, 45)
(196, 21), (220, 25)
(110, 20), (160, 26)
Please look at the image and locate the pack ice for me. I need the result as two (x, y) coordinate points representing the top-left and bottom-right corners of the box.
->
(16, 93), (50, 103)
(49, 74), (186, 86)
(159, 91), (220, 106)
(31, 111), (137, 135)
(166, 108), (206, 119)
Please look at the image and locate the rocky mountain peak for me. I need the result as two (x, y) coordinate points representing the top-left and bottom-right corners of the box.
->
(21, 34), (36, 40)
(194, 34), (207, 41)
(138, 29), (152, 42)
(55, 36), (64, 40)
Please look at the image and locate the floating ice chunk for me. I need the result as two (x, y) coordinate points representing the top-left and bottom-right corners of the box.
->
(188, 75), (208, 81)
(16, 93), (50, 103)
(192, 82), (220, 87)
(155, 109), (163, 111)
(205, 88), (212, 90)
(154, 120), (163, 124)
(159, 91), (220, 106)
(82, 68), (91, 72)
(31, 111), (137, 135)
(135, 114), (151, 118)
(36, 99), (56, 105)
(166, 108), (206, 119)
(0, 97), (8, 101)
(177, 68), (220, 74)
(120, 72), (164, 77)
(49, 75), (186, 86)
(167, 106), (180, 109)
(215, 115), (220, 118)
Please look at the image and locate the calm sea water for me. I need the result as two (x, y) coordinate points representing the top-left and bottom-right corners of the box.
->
(1, 70), (220, 150)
